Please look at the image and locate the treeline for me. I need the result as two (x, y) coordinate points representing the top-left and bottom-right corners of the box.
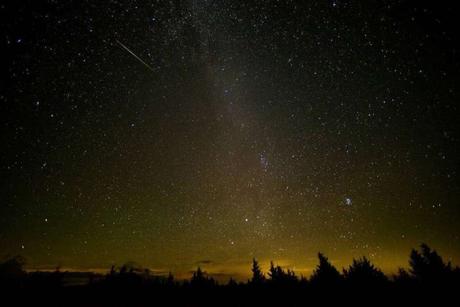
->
(1, 243), (459, 306)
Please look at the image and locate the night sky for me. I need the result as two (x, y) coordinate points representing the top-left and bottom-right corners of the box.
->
(1, 0), (459, 280)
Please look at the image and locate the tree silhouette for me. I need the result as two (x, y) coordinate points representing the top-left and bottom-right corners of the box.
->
(109, 265), (116, 276)
(191, 267), (215, 287)
(343, 257), (387, 286)
(1, 244), (459, 306)
(310, 252), (342, 286)
(409, 243), (451, 283)
(250, 258), (265, 284)
(268, 261), (281, 282)
(192, 266), (205, 282)
(268, 261), (297, 284)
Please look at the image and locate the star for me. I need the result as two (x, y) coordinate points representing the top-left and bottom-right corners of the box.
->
(345, 197), (352, 206)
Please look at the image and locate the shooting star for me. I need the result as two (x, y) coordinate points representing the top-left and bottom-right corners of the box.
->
(116, 40), (155, 72)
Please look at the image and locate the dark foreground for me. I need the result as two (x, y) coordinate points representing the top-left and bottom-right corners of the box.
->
(2, 244), (459, 306)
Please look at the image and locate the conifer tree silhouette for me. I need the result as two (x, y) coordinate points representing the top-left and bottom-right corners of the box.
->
(310, 252), (342, 286)
(251, 258), (265, 284)
(267, 261), (297, 284)
(191, 267), (215, 287)
(409, 243), (451, 283)
(192, 267), (205, 283)
(343, 257), (387, 285)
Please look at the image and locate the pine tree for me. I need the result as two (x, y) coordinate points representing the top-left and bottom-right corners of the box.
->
(310, 252), (342, 285)
(409, 243), (451, 282)
(251, 258), (265, 284)
(343, 257), (387, 285)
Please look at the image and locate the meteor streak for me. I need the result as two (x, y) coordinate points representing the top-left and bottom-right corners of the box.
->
(116, 40), (155, 72)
